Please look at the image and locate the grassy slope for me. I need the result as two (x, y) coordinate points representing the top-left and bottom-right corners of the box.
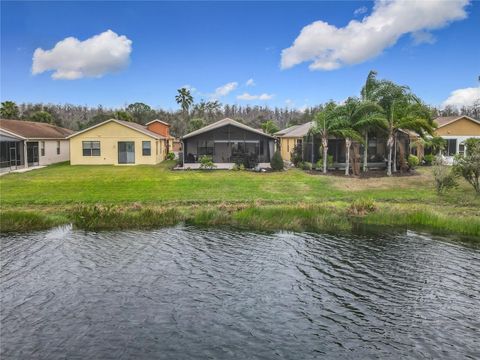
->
(1, 162), (479, 236)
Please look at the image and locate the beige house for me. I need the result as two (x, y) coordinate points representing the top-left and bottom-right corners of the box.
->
(0, 119), (72, 172)
(69, 119), (170, 165)
(274, 122), (313, 161)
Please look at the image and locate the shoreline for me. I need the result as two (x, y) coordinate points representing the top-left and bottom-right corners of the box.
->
(2, 201), (479, 240)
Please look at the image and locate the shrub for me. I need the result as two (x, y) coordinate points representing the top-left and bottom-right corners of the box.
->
(199, 155), (216, 170)
(315, 155), (334, 170)
(348, 198), (376, 216)
(290, 144), (303, 166)
(302, 162), (312, 170)
(232, 163), (245, 171)
(408, 154), (419, 169)
(166, 152), (175, 160)
(433, 157), (457, 194)
(453, 138), (480, 194)
(270, 150), (284, 171)
(423, 154), (434, 166)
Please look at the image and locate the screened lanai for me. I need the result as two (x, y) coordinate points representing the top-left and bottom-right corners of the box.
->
(0, 130), (25, 171)
(182, 118), (276, 164)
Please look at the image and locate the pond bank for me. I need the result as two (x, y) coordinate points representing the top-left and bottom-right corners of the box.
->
(2, 201), (479, 239)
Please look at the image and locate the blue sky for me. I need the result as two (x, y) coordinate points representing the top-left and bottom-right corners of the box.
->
(1, 1), (479, 110)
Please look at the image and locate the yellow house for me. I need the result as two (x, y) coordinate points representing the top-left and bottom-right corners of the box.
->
(69, 119), (169, 165)
(274, 122), (313, 161)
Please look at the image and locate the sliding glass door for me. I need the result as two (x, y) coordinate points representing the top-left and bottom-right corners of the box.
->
(118, 142), (135, 164)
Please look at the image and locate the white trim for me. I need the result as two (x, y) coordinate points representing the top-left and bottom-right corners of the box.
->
(182, 118), (275, 140)
(145, 119), (170, 126)
(0, 128), (26, 140)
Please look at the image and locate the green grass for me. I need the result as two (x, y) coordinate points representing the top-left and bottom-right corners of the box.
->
(1, 161), (479, 237)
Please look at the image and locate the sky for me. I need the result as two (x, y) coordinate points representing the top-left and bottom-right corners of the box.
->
(1, 1), (479, 111)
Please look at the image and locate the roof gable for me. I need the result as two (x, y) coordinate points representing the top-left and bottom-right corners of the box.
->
(276, 122), (314, 138)
(182, 118), (275, 139)
(146, 119), (170, 126)
(68, 119), (165, 139)
(434, 115), (480, 128)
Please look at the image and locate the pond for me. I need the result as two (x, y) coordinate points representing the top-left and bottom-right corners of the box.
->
(1, 226), (479, 359)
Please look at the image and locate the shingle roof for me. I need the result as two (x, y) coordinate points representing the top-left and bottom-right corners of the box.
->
(0, 119), (73, 139)
(68, 119), (165, 139)
(182, 118), (276, 139)
(274, 124), (300, 136)
(275, 122), (314, 138)
(434, 115), (480, 128)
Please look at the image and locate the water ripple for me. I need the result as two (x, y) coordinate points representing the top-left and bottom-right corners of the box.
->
(1, 227), (479, 359)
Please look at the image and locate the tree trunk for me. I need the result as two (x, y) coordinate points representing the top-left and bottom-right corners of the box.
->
(387, 133), (394, 176)
(393, 135), (397, 173)
(322, 137), (328, 174)
(363, 131), (368, 172)
(345, 138), (351, 176)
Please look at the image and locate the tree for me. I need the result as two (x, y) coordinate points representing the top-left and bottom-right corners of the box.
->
(453, 138), (480, 194)
(30, 111), (54, 124)
(114, 110), (134, 122)
(329, 98), (368, 175)
(261, 120), (280, 135)
(126, 102), (155, 124)
(0, 101), (19, 119)
(187, 118), (205, 133)
(311, 101), (338, 174)
(372, 80), (434, 176)
(175, 88), (194, 122)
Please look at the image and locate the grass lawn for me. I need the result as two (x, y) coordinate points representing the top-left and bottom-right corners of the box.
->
(1, 161), (479, 237)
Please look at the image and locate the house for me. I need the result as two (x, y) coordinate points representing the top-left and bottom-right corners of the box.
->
(433, 115), (480, 161)
(69, 119), (172, 165)
(181, 118), (276, 168)
(274, 122), (313, 161)
(0, 119), (73, 172)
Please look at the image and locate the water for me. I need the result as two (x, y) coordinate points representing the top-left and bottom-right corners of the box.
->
(1, 226), (479, 359)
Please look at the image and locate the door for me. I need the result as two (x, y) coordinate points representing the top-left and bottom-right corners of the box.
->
(27, 142), (39, 166)
(118, 142), (135, 164)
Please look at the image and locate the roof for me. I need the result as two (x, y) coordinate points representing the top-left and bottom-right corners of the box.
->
(182, 118), (276, 140)
(0, 119), (74, 139)
(275, 122), (314, 138)
(434, 115), (480, 128)
(146, 119), (170, 127)
(68, 119), (166, 139)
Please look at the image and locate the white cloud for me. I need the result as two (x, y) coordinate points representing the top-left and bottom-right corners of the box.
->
(246, 78), (255, 87)
(281, 0), (469, 71)
(411, 30), (436, 45)
(442, 87), (480, 108)
(211, 82), (238, 99)
(32, 30), (132, 80)
(181, 84), (197, 93)
(354, 6), (368, 16)
(237, 92), (274, 101)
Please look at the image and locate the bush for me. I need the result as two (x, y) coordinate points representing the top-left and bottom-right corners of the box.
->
(423, 154), (434, 166)
(290, 144), (303, 166)
(315, 155), (334, 170)
(232, 163), (245, 171)
(302, 162), (312, 170)
(270, 150), (284, 171)
(453, 138), (480, 194)
(408, 154), (419, 169)
(166, 152), (175, 160)
(199, 155), (216, 170)
(433, 157), (457, 194)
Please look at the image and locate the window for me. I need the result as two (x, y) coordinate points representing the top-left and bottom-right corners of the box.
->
(142, 141), (151, 156)
(287, 139), (290, 152)
(82, 141), (100, 156)
(57, 141), (61, 155)
(296, 139), (303, 146)
(446, 139), (457, 156)
(459, 142), (465, 156)
(40, 141), (45, 156)
(198, 140), (214, 156)
(156, 141), (159, 155)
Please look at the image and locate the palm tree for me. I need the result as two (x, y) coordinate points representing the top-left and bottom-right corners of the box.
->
(312, 102), (337, 174)
(175, 88), (194, 121)
(360, 70), (386, 172)
(332, 98), (378, 175)
(373, 81), (434, 175)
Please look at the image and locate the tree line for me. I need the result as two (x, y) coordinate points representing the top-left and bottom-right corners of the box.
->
(1, 76), (479, 139)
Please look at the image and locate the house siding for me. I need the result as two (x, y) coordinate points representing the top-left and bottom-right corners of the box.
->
(70, 121), (164, 165)
(436, 117), (480, 136)
(39, 140), (70, 165)
(279, 137), (300, 161)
